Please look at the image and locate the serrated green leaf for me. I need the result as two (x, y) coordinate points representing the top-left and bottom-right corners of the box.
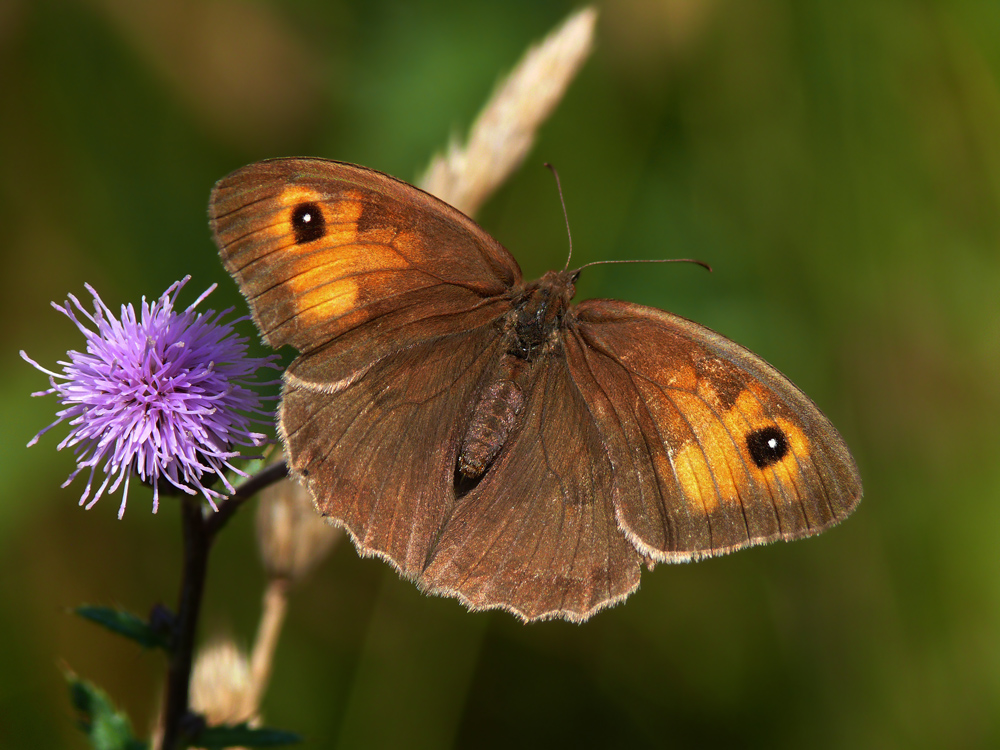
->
(75, 605), (172, 651)
(194, 722), (302, 748)
(66, 673), (147, 750)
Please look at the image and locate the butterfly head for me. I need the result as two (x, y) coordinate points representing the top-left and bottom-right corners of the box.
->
(537, 268), (578, 307)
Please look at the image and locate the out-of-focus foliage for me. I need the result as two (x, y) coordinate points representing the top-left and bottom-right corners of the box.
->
(3, 1), (1000, 747)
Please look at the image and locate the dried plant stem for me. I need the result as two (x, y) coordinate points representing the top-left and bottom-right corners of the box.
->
(420, 6), (597, 215)
(155, 462), (289, 750)
(247, 577), (291, 711)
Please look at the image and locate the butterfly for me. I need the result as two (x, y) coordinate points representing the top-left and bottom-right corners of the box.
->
(209, 158), (861, 622)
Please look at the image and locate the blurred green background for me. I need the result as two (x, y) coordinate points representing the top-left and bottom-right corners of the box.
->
(3, 1), (1000, 747)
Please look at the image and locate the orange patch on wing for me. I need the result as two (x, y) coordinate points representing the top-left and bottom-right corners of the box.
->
(775, 416), (809, 462)
(672, 441), (718, 512)
(721, 386), (813, 501)
(254, 188), (365, 245)
(766, 416), (811, 496)
(668, 379), (817, 514)
(277, 188), (362, 224)
(668, 391), (745, 512)
(286, 246), (412, 329)
(261, 190), (420, 328)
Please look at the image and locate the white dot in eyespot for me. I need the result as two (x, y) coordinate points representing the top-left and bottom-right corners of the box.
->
(301, 212), (313, 223)
(767, 437), (778, 449)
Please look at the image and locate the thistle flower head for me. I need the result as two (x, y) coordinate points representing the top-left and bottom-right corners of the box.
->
(21, 277), (280, 518)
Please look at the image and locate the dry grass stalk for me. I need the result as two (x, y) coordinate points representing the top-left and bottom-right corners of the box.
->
(419, 6), (598, 216)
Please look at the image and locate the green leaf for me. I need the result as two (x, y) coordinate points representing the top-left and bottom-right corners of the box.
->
(75, 605), (173, 651)
(193, 723), (302, 748)
(66, 673), (147, 750)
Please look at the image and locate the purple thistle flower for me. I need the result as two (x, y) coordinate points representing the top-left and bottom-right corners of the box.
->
(21, 277), (280, 519)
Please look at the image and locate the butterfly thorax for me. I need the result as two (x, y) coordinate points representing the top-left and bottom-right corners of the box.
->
(510, 270), (577, 359)
(457, 270), (576, 482)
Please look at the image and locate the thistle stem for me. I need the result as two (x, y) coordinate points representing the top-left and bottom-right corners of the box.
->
(206, 460), (289, 536)
(158, 496), (210, 750)
(155, 460), (289, 750)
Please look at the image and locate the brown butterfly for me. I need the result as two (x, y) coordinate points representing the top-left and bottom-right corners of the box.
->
(209, 158), (861, 622)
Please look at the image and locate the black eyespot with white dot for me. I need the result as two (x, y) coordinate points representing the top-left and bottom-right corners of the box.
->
(746, 426), (789, 469)
(291, 202), (325, 244)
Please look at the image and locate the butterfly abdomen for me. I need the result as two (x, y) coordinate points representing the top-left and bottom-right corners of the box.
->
(458, 378), (526, 478)
(457, 276), (576, 480)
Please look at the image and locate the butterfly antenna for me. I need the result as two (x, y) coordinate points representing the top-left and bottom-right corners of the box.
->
(543, 163), (711, 276)
(544, 163), (574, 271)
(577, 257), (713, 273)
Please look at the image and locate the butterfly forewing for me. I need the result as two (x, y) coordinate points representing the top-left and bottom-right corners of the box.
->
(568, 299), (861, 561)
(209, 158), (521, 363)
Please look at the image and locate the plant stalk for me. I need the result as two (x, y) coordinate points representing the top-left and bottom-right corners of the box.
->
(155, 460), (288, 749)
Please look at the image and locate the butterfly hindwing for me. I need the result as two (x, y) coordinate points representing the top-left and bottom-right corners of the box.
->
(422, 349), (642, 622)
(281, 325), (505, 577)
